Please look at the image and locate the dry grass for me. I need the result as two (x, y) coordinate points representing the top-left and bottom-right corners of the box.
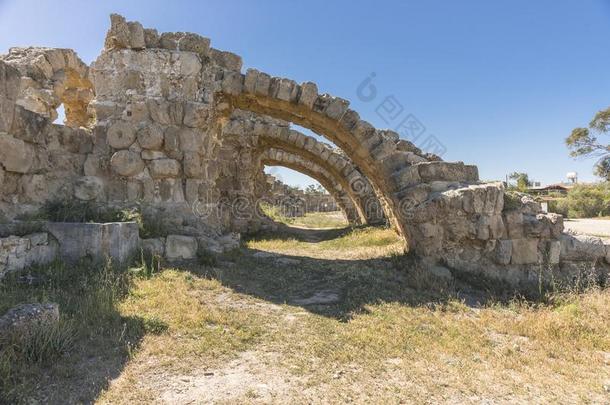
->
(2, 226), (609, 403)
(288, 211), (349, 229)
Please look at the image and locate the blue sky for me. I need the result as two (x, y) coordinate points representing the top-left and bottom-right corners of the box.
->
(1, 0), (609, 188)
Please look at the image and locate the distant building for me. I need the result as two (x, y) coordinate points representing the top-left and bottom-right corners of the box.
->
(527, 183), (573, 196)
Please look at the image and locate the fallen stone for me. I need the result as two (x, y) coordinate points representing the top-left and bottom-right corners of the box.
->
(0, 303), (59, 339)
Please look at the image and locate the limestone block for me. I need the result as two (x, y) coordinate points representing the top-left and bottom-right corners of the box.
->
(0, 133), (34, 173)
(104, 14), (131, 49)
(324, 96), (350, 120)
(0, 303), (59, 339)
(185, 179), (203, 203)
(74, 176), (104, 201)
(495, 239), (512, 265)
(547, 240), (561, 265)
(165, 235), (198, 260)
(244, 69), (259, 93)
(221, 71), (243, 96)
(0, 95), (15, 133)
(417, 162), (479, 183)
(20, 174), (47, 203)
(476, 216), (490, 240)
(148, 158), (180, 178)
(127, 21), (146, 49)
(178, 128), (202, 152)
(209, 48), (243, 71)
(137, 124), (164, 150)
(45, 222), (140, 264)
(503, 210), (524, 239)
(559, 233), (606, 261)
(107, 121), (137, 149)
(84, 154), (104, 177)
(163, 126), (182, 159)
(142, 238), (165, 257)
(184, 152), (205, 178)
(148, 99), (171, 124)
(144, 28), (160, 48)
(489, 214), (505, 239)
(272, 78), (298, 102)
(110, 150), (145, 177)
(183, 102), (209, 128)
(254, 72), (271, 96)
(10, 105), (49, 144)
(163, 32), (210, 58)
(510, 239), (540, 265)
(391, 166), (421, 188)
(122, 101), (149, 122)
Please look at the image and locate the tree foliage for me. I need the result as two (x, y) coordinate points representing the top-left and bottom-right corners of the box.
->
(508, 172), (531, 191)
(304, 184), (326, 195)
(566, 106), (610, 179)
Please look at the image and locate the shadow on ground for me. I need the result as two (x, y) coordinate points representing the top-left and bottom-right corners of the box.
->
(0, 261), (161, 404)
(183, 224), (495, 321)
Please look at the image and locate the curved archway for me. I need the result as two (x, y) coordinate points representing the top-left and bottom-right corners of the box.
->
(259, 148), (361, 225)
(217, 69), (480, 252)
(223, 112), (385, 225)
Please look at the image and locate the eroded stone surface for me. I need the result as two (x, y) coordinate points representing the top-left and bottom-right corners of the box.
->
(0, 13), (604, 290)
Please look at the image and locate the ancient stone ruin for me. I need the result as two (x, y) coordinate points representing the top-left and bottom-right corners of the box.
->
(0, 14), (608, 288)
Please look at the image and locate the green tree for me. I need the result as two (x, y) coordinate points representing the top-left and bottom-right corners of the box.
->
(508, 172), (531, 191)
(304, 184), (325, 195)
(566, 106), (610, 180)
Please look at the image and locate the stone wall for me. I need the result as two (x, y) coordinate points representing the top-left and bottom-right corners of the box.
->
(0, 232), (57, 278)
(0, 13), (607, 289)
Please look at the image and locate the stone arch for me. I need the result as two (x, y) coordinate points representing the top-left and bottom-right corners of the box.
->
(217, 69), (480, 251)
(259, 147), (361, 225)
(222, 112), (385, 225)
(0, 47), (94, 127)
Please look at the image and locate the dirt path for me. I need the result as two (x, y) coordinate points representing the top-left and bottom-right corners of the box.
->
(564, 218), (610, 238)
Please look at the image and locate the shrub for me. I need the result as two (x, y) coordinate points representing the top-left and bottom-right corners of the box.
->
(564, 183), (610, 218)
(548, 198), (569, 217)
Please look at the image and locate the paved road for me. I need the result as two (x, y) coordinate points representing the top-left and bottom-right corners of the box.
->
(563, 218), (610, 238)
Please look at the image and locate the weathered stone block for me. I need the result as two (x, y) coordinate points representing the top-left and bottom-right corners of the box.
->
(0, 303), (59, 338)
(142, 238), (165, 257)
(183, 102), (209, 128)
(21, 174), (47, 202)
(107, 121), (137, 149)
(298, 82), (318, 108)
(209, 48), (243, 71)
(559, 234), (607, 261)
(221, 71), (243, 96)
(417, 162), (479, 183)
(45, 222), (140, 264)
(165, 235), (197, 260)
(74, 176), (104, 201)
(148, 158), (180, 178)
(503, 210), (524, 239)
(547, 240), (561, 265)
(0, 133), (34, 173)
(110, 150), (145, 177)
(137, 123), (164, 150)
(495, 239), (512, 265)
(510, 239), (540, 265)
